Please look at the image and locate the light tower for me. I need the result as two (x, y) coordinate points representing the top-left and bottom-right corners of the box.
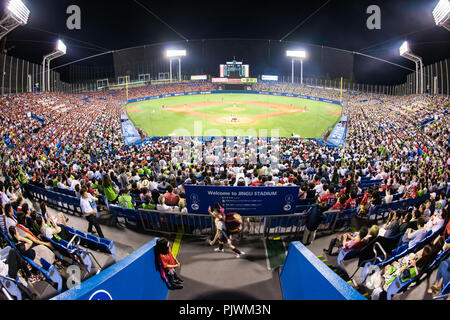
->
(432, 0), (450, 31)
(166, 49), (186, 83)
(399, 41), (423, 94)
(0, 0), (30, 40)
(42, 40), (66, 92)
(286, 50), (307, 85)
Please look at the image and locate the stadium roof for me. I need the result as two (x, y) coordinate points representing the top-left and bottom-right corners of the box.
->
(2, 0), (449, 84)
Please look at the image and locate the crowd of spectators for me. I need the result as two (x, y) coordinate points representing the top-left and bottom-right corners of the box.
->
(0, 81), (448, 299)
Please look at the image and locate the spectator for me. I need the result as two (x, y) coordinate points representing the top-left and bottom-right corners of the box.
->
(118, 189), (135, 210)
(154, 237), (184, 290)
(164, 185), (180, 206)
(324, 226), (369, 256)
(79, 188), (104, 238)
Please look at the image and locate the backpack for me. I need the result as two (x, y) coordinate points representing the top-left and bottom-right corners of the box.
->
(223, 213), (243, 235)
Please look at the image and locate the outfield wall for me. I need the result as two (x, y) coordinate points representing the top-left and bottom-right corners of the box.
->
(126, 90), (343, 106)
(52, 239), (168, 300)
(280, 242), (365, 300)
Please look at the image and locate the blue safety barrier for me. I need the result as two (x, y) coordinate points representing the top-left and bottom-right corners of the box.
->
(52, 239), (168, 300)
(280, 242), (366, 300)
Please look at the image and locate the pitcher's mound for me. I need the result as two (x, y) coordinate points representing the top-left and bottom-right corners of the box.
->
(215, 116), (255, 126)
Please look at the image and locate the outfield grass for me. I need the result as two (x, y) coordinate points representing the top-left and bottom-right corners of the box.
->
(126, 93), (342, 138)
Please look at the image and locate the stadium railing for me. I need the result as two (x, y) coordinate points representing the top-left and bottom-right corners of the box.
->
(365, 190), (443, 222)
(109, 205), (316, 239)
(109, 204), (358, 240)
(26, 184), (83, 216)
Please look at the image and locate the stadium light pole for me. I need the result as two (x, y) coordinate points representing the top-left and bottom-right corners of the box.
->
(0, 0), (30, 40)
(166, 50), (186, 83)
(432, 0), (450, 31)
(399, 41), (423, 94)
(286, 50), (307, 85)
(42, 40), (66, 92)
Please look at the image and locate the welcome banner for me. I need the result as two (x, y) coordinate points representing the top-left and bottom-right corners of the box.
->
(185, 185), (300, 216)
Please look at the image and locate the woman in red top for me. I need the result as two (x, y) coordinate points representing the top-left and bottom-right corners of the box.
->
(155, 238), (184, 290)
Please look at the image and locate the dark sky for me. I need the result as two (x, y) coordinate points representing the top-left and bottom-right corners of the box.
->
(2, 0), (449, 84)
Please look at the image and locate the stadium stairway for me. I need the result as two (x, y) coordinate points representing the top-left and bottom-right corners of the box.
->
(167, 238), (283, 300)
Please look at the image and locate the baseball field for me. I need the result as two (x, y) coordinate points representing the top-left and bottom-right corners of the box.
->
(126, 93), (342, 138)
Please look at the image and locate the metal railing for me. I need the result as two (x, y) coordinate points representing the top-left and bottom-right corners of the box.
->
(128, 208), (314, 239)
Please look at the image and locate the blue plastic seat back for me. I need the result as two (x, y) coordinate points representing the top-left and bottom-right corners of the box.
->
(0, 276), (22, 300)
(87, 234), (99, 242)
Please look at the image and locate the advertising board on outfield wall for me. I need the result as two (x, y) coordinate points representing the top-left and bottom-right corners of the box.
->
(261, 75), (279, 81)
(191, 75), (208, 81)
(127, 91), (342, 106)
(211, 78), (258, 84)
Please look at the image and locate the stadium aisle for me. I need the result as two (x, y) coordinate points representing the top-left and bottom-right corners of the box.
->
(167, 238), (283, 300)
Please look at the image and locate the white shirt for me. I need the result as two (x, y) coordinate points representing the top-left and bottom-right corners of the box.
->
(0, 192), (10, 206)
(80, 195), (95, 215)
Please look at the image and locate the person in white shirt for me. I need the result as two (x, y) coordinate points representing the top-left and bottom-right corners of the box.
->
(80, 188), (104, 238)
(0, 182), (11, 206)
(156, 196), (173, 212)
(384, 189), (393, 204)
(70, 179), (80, 191)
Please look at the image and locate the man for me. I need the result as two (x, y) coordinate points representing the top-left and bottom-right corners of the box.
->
(118, 167), (129, 190)
(318, 185), (337, 207)
(79, 188), (104, 238)
(324, 226), (369, 256)
(344, 192), (358, 210)
(379, 210), (401, 238)
(403, 217), (428, 249)
(164, 185), (180, 206)
(0, 182), (11, 208)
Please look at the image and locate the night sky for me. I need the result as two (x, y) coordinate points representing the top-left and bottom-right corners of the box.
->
(1, 0), (449, 84)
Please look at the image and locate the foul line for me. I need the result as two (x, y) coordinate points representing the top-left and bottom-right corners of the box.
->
(172, 227), (184, 259)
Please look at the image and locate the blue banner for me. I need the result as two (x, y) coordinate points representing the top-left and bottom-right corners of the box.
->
(185, 185), (300, 216)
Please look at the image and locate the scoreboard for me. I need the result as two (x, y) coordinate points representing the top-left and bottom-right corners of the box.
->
(220, 60), (250, 79)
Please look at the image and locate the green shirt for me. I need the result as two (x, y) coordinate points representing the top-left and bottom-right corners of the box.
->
(142, 203), (156, 210)
(104, 185), (118, 202)
(118, 195), (135, 210)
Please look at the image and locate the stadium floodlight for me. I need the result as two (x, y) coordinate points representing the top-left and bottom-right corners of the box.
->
(166, 50), (186, 58)
(286, 50), (307, 59)
(0, 0), (30, 40)
(399, 41), (423, 94)
(399, 41), (409, 56)
(42, 40), (67, 92)
(166, 49), (186, 83)
(432, 0), (450, 31)
(286, 50), (307, 85)
(56, 39), (67, 55)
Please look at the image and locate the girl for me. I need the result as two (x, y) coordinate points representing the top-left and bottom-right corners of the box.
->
(154, 238), (183, 290)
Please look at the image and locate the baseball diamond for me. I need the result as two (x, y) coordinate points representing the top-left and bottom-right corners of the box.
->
(126, 93), (342, 137)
